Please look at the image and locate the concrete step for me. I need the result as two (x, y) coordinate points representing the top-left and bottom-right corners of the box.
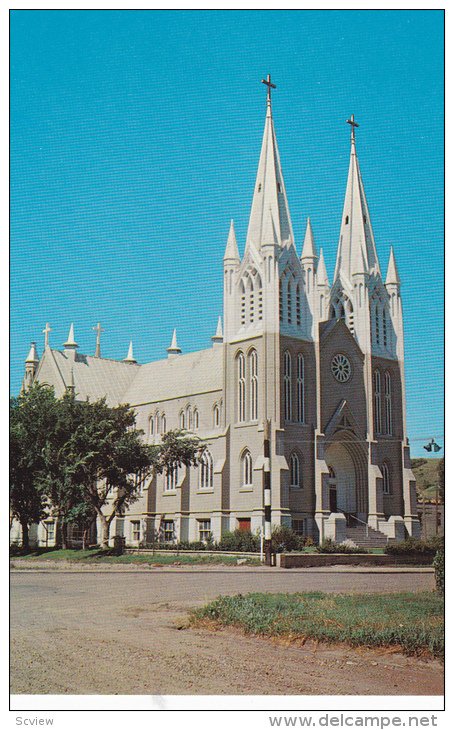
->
(345, 525), (388, 548)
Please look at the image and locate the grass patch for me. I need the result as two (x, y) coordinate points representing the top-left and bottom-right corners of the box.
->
(10, 548), (261, 566)
(191, 591), (444, 659)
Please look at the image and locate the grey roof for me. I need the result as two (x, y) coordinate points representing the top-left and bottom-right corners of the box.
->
(122, 346), (223, 406)
(42, 349), (140, 406)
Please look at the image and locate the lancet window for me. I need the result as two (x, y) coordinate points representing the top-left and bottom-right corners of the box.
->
(284, 350), (292, 422)
(199, 451), (214, 490)
(237, 352), (246, 423)
(297, 353), (305, 423)
(249, 349), (258, 421)
(374, 370), (382, 435)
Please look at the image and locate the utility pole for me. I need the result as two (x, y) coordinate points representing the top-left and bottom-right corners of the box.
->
(263, 419), (272, 566)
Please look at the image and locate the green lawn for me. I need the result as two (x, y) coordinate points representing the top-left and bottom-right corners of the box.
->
(191, 591), (444, 659)
(10, 548), (261, 566)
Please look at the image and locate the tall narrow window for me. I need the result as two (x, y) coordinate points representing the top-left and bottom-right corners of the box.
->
(154, 412), (160, 435)
(297, 353), (305, 423)
(374, 370), (382, 435)
(186, 405), (193, 430)
(242, 450), (253, 487)
(237, 352), (246, 422)
(375, 304), (380, 345)
(240, 281), (246, 326)
(383, 310), (388, 348)
(290, 453), (301, 488)
(149, 415), (154, 437)
(199, 451), (214, 490)
(257, 275), (263, 321)
(249, 349), (258, 421)
(213, 404), (220, 428)
(165, 464), (178, 491)
(296, 284), (301, 326)
(382, 462), (390, 495)
(284, 350), (292, 421)
(384, 371), (392, 435)
(287, 279), (292, 324)
(161, 414), (166, 433)
(179, 411), (185, 429)
(193, 409), (199, 430)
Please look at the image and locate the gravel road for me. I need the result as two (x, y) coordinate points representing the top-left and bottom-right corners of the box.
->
(10, 566), (442, 696)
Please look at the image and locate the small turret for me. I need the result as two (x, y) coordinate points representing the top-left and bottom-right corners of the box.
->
(385, 247), (400, 287)
(167, 329), (182, 358)
(123, 340), (137, 364)
(223, 220), (240, 263)
(211, 316), (223, 345)
(301, 217), (317, 262)
(22, 342), (39, 392)
(64, 323), (78, 360)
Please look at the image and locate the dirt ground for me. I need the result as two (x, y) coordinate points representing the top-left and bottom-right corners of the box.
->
(10, 566), (443, 696)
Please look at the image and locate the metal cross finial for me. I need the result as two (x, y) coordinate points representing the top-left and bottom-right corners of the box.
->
(42, 322), (52, 348)
(93, 322), (104, 358)
(261, 74), (276, 106)
(346, 114), (359, 143)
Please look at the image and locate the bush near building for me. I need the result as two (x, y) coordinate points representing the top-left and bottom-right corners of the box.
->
(384, 536), (443, 558)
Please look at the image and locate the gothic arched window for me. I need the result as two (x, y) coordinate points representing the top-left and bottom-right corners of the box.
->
(199, 451), (214, 490)
(161, 414), (166, 434)
(186, 405), (193, 431)
(290, 453), (301, 488)
(382, 462), (391, 495)
(374, 370), (382, 435)
(249, 349), (258, 421)
(165, 464), (179, 491)
(213, 403), (220, 428)
(237, 352), (246, 423)
(179, 410), (185, 429)
(383, 310), (388, 348)
(240, 280), (246, 326)
(297, 353), (305, 423)
(193, 408), (199, 430)
(242, 450), (253, 487)
(296, 283), (301, 327)
(149, 415), (154, 437)
(284, 350), (292, 422)
(154, 412), (160, 435)
(384, 371), (392, 435)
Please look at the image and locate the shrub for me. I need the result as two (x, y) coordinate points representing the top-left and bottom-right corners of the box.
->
(433, 547), (444, 595)
(385, 537), (443, 557)
(271, 526), (305, 553)
(303, 536), (314, 547)
(316, 538), (369, 554)
(217, 529), (260, 552)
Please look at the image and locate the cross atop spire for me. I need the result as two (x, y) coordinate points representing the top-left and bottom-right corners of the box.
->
(347, 114), (359, 144)
(42, 322), (51, 349)
(261, 74), (276, 111)
(92, 322), (104, 358)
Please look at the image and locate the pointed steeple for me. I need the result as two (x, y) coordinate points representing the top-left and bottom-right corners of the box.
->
(211, 316), (223, 344)
(25, 341), (39, 364)
(64, 323), (78, 349)
(385, 247), (400, 286)
(351, 234), (369, 276)
(301, 217), (318, 260)
(246, 77), (294, 250)
(334, 116), (381, 283)
(167, 329), (182, 357)
(124, 340), (137, 364)
(223, 220), (240, 261)
(316, 249), (330, 287)
(261, 207), (279, 247)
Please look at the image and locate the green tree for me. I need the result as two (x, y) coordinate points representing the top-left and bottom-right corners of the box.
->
(9, 385), (58, 550)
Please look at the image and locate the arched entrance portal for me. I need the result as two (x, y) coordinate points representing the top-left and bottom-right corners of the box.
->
(325, 434), (368, 522)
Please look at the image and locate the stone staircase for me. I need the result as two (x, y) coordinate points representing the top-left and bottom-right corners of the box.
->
(345, 525), (389, 548)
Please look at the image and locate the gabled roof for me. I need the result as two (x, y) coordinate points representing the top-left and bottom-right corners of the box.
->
(121, 346), (223, 406)
(37, 348), (140, 406)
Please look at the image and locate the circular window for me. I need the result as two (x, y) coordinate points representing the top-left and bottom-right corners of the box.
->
(331, 354), (352, 382)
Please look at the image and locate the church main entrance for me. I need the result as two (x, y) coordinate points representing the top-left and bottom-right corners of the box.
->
(325, 436), (368, 521)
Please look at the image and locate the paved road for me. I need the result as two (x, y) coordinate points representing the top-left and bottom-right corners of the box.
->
(10, 568), (441, 697)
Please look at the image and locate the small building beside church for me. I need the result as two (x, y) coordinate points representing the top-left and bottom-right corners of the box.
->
(14, 78), (420, 548)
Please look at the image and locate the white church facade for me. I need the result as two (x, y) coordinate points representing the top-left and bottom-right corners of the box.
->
(17, 78), (420, 548)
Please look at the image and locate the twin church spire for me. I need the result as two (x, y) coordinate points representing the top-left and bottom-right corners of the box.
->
(226, 79), (397, 295)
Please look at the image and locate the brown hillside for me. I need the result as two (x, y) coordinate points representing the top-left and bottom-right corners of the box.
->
(411, 458), (442, 501)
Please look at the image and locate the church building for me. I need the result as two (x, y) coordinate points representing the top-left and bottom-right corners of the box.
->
(18, 77), (420, 548)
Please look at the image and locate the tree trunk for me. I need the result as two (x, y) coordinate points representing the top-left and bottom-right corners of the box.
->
(99, 514), (110, 549)
(20, 520), (30, 552)
(61, 520), (68, 550)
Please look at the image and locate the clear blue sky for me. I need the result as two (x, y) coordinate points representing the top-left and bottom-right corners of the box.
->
(10, 10), (444, 457)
